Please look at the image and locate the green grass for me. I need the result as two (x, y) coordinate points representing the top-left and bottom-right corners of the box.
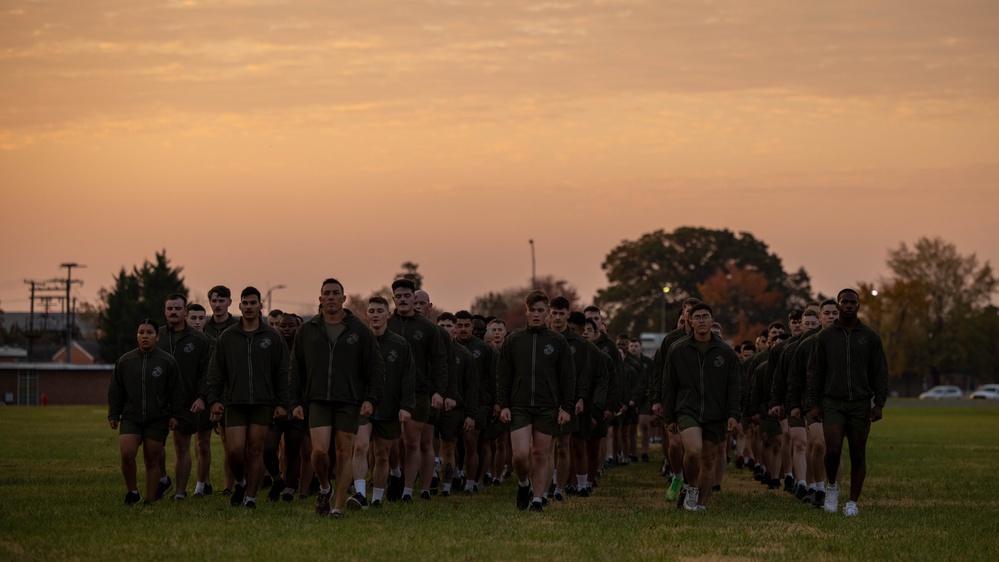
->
(2, 405), (998, 561)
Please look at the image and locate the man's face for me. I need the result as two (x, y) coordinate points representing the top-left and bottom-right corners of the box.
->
(279, 315), (299, 341)
(740, 347), (755, 360)
(164, 298), (186, 328)
(616, 337), (629, 352)
(209, 292), (232, 318)
(488, 323), (507, 344)
(789, 316), (803, 336)
(239, 294), (262, 321)
(583, 323), (598, 342)
(628, 341), (642, 356)
(455, 318), (474, 342)
(414, 291), (431, 316)
(802, 315), (820, 331)
(526, 301), (550, 328)
(137, 323), (158, 351)
(366, 302), (389, 331)
(805, 305), (820, 318)
(710, 323), (723, 338)
(689, 309), (713, 338)
(585, 311), (605, 333)
(393, 288), (415, 315)
(820, 304), (840, 328)
(268, 314), (282, 328)
(550, 307), (569, 331)
(187, 310), (206, 331)
(472, 319), (487, 339)
(320, 282), (346, 316)
(438, 318), (456, 338)
(756, 335), (768, 350)
(838, 292), (860, 321)
(768, 325), (785, 341)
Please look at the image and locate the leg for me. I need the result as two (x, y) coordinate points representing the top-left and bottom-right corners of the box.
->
(352, 423), (373, 496)
(142, 437), (165, 502)
(639, 415), (651, 457)
(310, 426), (334, 491)
(440, 438), (457, 493)
(299, 433), (314, 495)
(263, 428), (282, 481)
(283, 433), (303, 491)
(225, 424), (248, 484)
(243, 423), (270, 499)
(790, 427), (808, 484)
(195, 429), (213, 487)
(372, 436), (393, 490)
(556, 433), (572, 492)
(218, 425), (234, 491)
(530, 429), (553, 500)
(679, 427), (703, 486)
(172, 431), (193, 496)
(332, 430), (356, 510)
(509, 425), (533, 484)
(697, 438), (717, 505)
(823, 423), (845, 484)
(808, 422), (826, 485)
(419, 423), (436, 493)
(402, 420), (423, 491)
(118, 434), (142, 493)
(844, 426), (870, 502)
(463, 429), (480, 490)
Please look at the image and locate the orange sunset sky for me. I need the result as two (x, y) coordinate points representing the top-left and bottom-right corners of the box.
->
(2, 0), (997, 317)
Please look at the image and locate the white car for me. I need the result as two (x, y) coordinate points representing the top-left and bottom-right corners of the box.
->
(969, 384), (999, 400)
(918, 385), (963, 400)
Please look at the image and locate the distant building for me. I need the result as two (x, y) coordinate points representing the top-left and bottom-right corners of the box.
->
(52, 340), (102, 365)
(0, 346), (28, 363)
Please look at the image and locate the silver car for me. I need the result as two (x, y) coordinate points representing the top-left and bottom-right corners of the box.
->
(918, 385), (963, 400)
(969, 384), (999, 400)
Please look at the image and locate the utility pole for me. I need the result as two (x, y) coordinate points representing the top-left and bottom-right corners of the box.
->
(266, 284), (286, 314)
(24, 279), (65, 358)
(529, 239), (536, 289)
(59, 263), (85, 363)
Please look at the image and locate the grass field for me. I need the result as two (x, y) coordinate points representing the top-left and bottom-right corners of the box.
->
(2, 404), (998, 561)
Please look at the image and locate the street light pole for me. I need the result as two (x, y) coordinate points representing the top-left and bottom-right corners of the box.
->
(266, 284), (286, 314)
(60, 262), (85, 363)
(529, 239), (536, 289)
(660, 286), (671, 333)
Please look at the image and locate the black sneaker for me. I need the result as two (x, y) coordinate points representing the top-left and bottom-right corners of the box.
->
(529, 500), (543, 512)
(281, 491), (295, 502)
(803, 489), (816, 504)
(156, 477), (174, 500)
(541, 496), (550, 507)
(768, 478), (780, 490)
(268, 478), (285, 502)
(371, 499), (383, 508)
(629, 455), (639, 463)
(577, 486), (591, 498)
(387, 474), (403, 502)
(124, 491), (141, 505)
(420, 490), (432, 501)
(193, 483), (213, 497)
(347, 493), (368, 510)
(452, 477), (463, 493)
(222, 488), (233, 496)
(566, 486), (577, 496)
(244, 499), (256, 509)
(783, 476), (795, 493)
(316, 491), (332, 516)
(430, 476), (439, 495)
(330, 508), (344, 519)
(711, 485), (721, 492)
(262, 475), (273, 489)
(548, 482), (557, 497)
(795, 484), (809, 501)
(401, 494), (413, 503)
(492, 477), (502, 486)
(441, 490), (451, 498)
(676, 488), (687, 510)
(554, 491), (564, 502)
(230, 483), (246, 507)
(517, 483), (531, 510)
(172, 493), (186, 501)
(812, 490), (826, 509)
(641, 454), (650, 463)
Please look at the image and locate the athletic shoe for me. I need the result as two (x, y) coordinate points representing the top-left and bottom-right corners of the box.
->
(387, 474), (403, 502)
(492, 477), (502, 486)
(783, 476), (795, 493)
(244, 499), (256, 509)
(347, 493), (368, 510)
(641, 454), (650, 463)
(262, 475), (273, 489)
(222, 488), (233, 496)
(577, 486), (591, 498)
(156, 477), (174, 500)
(823, 483), (840, 513)
(629, 455), (639, 463)
(666, 477), (684, 502)
(430, 476), (439, 495)
(843, 501), (859, 516)
(769, 478), (781, 490)
(230, 483), (246, 507)
(735, 456), (745, 469)
(420, 490), (432, 501)
(676, 487), (687, 510)
(452, 477), (463, 492)
(711, 484), (721, 492)
(172, 493), (186, 501)
(281, 491), (295, 502)
(441, 490), (450, 498)
(683, 487), (700, 511)
(401, 494), (413, 503)
(268, 479), (285, 502)
(193, 483), (213, 497)
(124, 491), (141, 505)
(316, 491), (332, 516)
(812, 490), (826, 509)
(554, 491), (565, 502)
(795, 485), (809, 501)
(548, 482), (556, 497)
(330, 509), (344, 519)
(517, 483), (531, 510)
(529, 499), (543, 512)
(541, 496), (549, 507)
(371, 499), (382, 508)
(566, 486), (577, 496)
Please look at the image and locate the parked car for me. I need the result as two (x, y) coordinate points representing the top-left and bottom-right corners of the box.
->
(918, 385), (963, 400)
(969, 384), (999, 400)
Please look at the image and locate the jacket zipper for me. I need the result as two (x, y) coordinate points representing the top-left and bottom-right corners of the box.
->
(698, 352), (706, 422)
(247, 333), (254, 401)
(327, 340), (334, 402)
(531, 334), (537, 407)
(141, 354), (148, 423)
(844, 328), (853, 401)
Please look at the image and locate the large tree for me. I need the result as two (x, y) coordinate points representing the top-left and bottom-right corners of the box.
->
(595, 227), (812, 337)
(98, 250), (188, 362)
(472, 275), (582, 332)
(858, 237), (997, 386)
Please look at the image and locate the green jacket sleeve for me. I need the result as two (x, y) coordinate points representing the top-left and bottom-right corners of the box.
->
(206, 341), (226, 407)
(558, 338), (575, 412)
(107, 359), (125, 420)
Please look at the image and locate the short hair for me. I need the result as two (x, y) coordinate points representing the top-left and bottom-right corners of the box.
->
(629, 337), (640, 344)
(806, 300), (821, 310)
(837, 288), (859, 301)
(787, 309), (803, 322)
(281, 312), (298, 321)
(138, 318), (159, 332)
(240, 286), (261, 300)
(820, 299), (838, 308)
(774, 332), (790, 342)
(733, 343), (742, 353)
(208, 285), (231, 299)
(391, 279), (416, 292)
(186, 303), (206, 313)
(768, 321), (787, 332)
(583, 305), (601, 315)
(681, 297), (702, 309)
(567, 311), (586, 326)
(741, 341), (756, 352)
(617, 333), (630, 341)
(711, 322), (722, 330)
(321, 278), (344, 292)
(550, 296), (570, 311)
(689, 302), (713, 316)
(268, 309), (284, 318)
(368, 296), (389, 308)
(488, 318), (506, 327)
(166, 293), (187, 305)
(584, 318), (599, 331)
(803, 309), (819, 318)
(472, 314), (487, 322)
(455, 310), (473, 321)
(436, 312), (456, 323)
(525, 290), (549, 308)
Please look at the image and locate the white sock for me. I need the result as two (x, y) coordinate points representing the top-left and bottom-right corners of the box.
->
(518, 479), (530, 487)
(372, 488), (385, 502)
(672, 473), (682, 480)
(244, 496), (254, 504)
(443, 482), (451, 493)
(159, 476), (169, 484)
(465, 481), (474, 491)
(130, 489), (139, 494)
(403, 487), (413, 497)
(194, 482), (205, 494)
(552, 470), (558, 485)
(282, 487), (295, 495)
(354, 479), (366, 498)
(797, 480), (807, 487)
(816, 482), (825, 491)
(390, 467), (402, 478)
(555, 487), (563, 495)
(237, 479), (247, 487)
(577, 474), (587, 488)
(319, 485), (331, 495)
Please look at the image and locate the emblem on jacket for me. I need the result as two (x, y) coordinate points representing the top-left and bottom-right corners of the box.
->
(346, 333), (359, 345)
(713, 356), (725, 368)
(152, 366), (164, 378)
(183, 343), (195, 354)
(387, 350), (398, 363)
(569, 345), (577, 355)
(260, 338), (272, 349)
(472, 349), (481, 359)
(413, 330), (424, 341)
(543, 344), (555, 356)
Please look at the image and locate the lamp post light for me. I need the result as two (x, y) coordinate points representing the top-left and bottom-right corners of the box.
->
(266, 284), (286, 313)
(660, 286), (671, 333)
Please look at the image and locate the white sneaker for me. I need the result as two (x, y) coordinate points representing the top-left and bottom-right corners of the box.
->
(824, 482), (840, 513)
(843, 501), (858, 516)
(683, 486), (701, 511)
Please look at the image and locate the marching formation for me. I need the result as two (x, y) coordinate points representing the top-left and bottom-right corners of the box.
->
(107, 278), (888, 518)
